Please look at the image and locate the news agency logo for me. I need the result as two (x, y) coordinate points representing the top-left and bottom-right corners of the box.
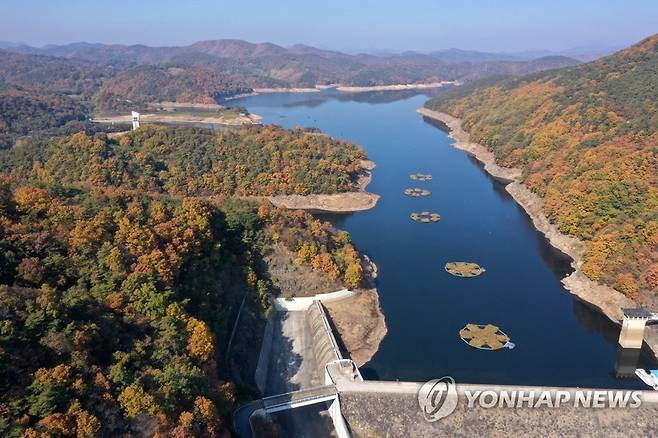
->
(417, 376), (458, 422)
(418, 376), (644, 422)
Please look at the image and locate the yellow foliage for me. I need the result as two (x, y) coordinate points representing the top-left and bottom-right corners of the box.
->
(117, 384), (158, 417)
(296, 243), (318, 265)
(34, 364), (71, 386)
(14, 186), (50, 214)
(186, 318), (215, 362)
(344, 262), (364, 289)
(615, 273), (638, 298)
(75, 410), (101, 438)
(193, 396), (219, 426)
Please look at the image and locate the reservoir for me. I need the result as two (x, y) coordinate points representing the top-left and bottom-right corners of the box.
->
(232, 89), (654, 389)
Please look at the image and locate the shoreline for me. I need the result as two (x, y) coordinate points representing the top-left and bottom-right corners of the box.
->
(336, 81), (456, 93)
(253, 86), (322, 94)
(247, 159), (379, 213)
(92, 111), (262, 126)
(223, 81), (458, 101)
(416, 107), (658, 357)
(146, 101), (223, 110)
(324, 253), (387, 366)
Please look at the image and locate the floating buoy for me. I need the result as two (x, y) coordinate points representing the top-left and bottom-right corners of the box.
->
(445, 262), (485, 277)
(404, 187), (430, 197)
(410, 173), (433, 181)
(459, 323), (511, 350)
(410, 211), (441, 223)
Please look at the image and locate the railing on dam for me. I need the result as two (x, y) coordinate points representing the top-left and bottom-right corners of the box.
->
(262, 384), (338, 413)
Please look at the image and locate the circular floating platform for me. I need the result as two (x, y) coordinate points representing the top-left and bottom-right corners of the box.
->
(410, 173), (433, 181)
(410, 212), (441, 223)
(445, 262), (485, 277)
(459, 323), (511, 350)
(404, 188), (431, 197)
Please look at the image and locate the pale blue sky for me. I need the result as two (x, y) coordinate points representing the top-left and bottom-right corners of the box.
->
(2, 0), (656, 52)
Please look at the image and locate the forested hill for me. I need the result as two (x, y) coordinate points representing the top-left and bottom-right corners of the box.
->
(425, 34), (658, 303)
(0, 123), (369, 435)
(0, 124), (366, 196)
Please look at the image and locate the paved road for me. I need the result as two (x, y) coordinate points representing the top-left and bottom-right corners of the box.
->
(233, 400), (263, 438)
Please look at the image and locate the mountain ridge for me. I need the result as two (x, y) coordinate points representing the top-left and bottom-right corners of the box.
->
(425, 33), (658, 304)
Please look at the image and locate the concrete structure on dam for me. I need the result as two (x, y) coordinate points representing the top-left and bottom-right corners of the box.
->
(235, 295), (658, 437)
(619, 308), (658, 349)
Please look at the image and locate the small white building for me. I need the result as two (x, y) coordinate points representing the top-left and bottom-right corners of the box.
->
(131, 111), (140, 130)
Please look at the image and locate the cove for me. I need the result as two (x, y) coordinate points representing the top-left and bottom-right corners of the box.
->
(231, 88), (655, 389)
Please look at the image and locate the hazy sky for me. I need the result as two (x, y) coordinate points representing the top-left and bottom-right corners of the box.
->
(2, 0), (657, 52)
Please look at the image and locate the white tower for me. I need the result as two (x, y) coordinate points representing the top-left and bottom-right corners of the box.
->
(131, 111), (140, 130)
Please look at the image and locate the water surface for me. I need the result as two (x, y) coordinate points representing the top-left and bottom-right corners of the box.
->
(232, 89), (654, 388)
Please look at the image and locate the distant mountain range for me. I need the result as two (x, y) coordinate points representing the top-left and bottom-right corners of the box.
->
(0, 38), (584, 142)
(0, 39), (581, 108)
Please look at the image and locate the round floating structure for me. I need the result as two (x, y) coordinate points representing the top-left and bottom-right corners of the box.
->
(404, 188), (431, 197)
(410, 173), (433, 181)
(445, 262), (485, 277)
(410, 211), (441, 223)
(459, 323), (511, 350)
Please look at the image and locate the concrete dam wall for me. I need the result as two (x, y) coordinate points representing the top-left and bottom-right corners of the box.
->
(306, 301), (343, 377)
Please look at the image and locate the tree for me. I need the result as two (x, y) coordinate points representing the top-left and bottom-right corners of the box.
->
(117, 384), (158, 417)
(186, 318), (215, 362)
(311, 254), (340, 281)
(344, 262), (363, 289)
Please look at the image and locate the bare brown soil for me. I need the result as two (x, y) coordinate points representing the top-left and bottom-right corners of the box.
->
(92, 111), (262, 126)
(262, 160), (379, 213)
(324, 290), (387, 366)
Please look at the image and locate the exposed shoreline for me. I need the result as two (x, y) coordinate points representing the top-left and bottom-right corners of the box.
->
(147, 101), (223, 110)
(336, 81), (457, 93)
(324, 254), (387, 366)
(417, 107), (658, 357)
(92, 111), (262, 126)
(253, 86), (322, 94)
(223, 82), (457, 101)
(247, 159), (379, 213)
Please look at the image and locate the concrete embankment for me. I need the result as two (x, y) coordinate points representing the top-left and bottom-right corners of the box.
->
(325, 360), (658, 437)
(416, 107), (658, 357)
(339, 389), (658, 437)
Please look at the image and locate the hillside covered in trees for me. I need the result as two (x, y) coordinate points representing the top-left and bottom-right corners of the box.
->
(426, 34), (658, 303)
(0, 120), (369, 435)
(0, 86), (89, 149)
(1, 40), (579, 110)
(0, 124), (365, 196)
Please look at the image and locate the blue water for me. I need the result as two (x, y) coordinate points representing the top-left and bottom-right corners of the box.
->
(231, 89), (654, 389)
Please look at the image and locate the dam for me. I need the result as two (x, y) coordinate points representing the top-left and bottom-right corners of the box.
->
(231, 88), (657, 388)
(235, 293), (658, 437)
